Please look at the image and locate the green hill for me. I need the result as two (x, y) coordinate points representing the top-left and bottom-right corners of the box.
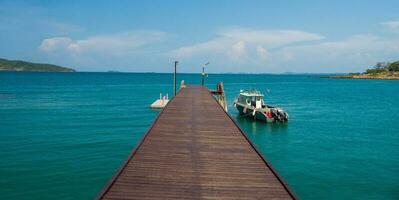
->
(0, 58), (75, 72)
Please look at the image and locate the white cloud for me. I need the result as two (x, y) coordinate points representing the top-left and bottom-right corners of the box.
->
(37, 24), (399, 73)
(227, 40), (247, 59)
(168, 27), (325, 71)
(39, 31), (166, 56)
(39, 37), (73, 52)
(168, 24), (399, 73)
(170, 38), (228, 58)
(275, 34), (399, 72)
(381, 20), (399, 33)
(170, 28), (324, 60)
(256, 45), (271, 60)
(220, 28), (324, 46)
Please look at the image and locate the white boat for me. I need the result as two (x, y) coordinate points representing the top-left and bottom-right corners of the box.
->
(233, 89), (288, 122)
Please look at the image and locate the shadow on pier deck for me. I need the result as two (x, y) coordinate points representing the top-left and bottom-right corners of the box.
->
(97, 86), (297, 200)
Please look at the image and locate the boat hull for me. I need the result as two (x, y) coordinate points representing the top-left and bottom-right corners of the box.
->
(235, 103), (274, 122)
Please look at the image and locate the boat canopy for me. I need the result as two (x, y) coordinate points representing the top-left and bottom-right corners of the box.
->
(239, 89), (264, 97)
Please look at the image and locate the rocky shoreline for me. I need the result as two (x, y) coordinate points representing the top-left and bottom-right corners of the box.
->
(326, 72), (399, 80)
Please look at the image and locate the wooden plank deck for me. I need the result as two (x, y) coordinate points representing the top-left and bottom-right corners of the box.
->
(97, 86), (297, 200)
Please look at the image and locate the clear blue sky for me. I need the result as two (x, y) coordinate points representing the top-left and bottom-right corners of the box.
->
(1, 0), (399, 73)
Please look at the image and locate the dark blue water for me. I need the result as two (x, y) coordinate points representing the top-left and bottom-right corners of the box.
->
(0, 72), (398, 199)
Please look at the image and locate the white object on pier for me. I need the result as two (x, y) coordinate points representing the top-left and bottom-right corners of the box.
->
(180, 80), (186, 88)
(150, 93), (169, 109)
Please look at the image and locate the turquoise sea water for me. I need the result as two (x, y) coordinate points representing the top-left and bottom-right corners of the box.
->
(0, 72), (398, 200)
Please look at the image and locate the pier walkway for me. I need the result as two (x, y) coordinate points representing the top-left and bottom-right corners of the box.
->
(97, 86), (296, 199)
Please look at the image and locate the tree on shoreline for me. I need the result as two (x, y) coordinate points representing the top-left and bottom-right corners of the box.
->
(387, 61), (399, 72)
(365, 61), (399, 74)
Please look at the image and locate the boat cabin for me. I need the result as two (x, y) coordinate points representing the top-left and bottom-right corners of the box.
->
(237, 90), (264, 109)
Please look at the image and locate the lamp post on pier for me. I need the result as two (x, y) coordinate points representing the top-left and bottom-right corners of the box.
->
(201, 62), (210, 86)
(174, 61), (178, 97)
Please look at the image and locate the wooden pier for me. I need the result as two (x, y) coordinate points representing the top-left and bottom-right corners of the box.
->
(97, 86), (297, 199)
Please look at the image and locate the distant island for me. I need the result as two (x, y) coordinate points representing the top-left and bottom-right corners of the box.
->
(0, 58), (75, 72)
(327, 61), (399, 80)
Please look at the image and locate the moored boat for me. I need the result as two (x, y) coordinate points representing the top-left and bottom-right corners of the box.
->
(233, 89), (288, 123)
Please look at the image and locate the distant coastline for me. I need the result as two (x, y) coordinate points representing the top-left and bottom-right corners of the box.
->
(326, 61), (399, 80)
(327, 72), (399, 80)
(0, 58), (75, 72)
